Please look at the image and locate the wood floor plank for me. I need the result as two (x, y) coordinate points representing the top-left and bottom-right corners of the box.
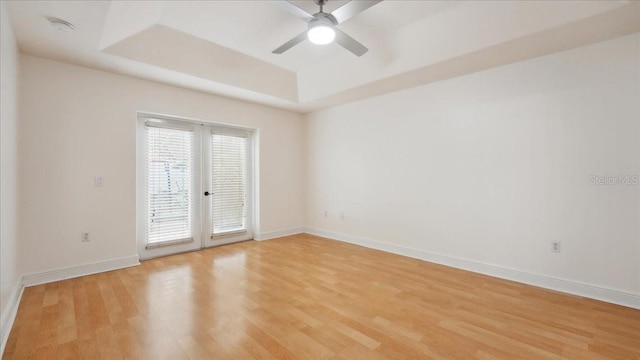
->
(3, 234), (639, 359)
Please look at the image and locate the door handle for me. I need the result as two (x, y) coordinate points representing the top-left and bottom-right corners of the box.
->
(204, 191), (213, 196)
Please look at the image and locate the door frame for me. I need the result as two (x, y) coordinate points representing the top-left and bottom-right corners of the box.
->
(135, 112), (256, 260)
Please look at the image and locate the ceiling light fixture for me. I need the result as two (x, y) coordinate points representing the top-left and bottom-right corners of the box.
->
(48, 17), (75, 32)
(307, 17), (336, 45)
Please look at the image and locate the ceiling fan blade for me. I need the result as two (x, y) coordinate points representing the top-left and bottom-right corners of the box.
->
(279, 1), (315, 22)
(334, 29), (368, 57)
(272, 31), (308, 54)
(330, 0), (383, 24)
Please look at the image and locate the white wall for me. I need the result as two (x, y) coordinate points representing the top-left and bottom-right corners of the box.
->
(0, 1), (22, 344)
(19, 55), (305, 274)
(306, 34), (640, 298)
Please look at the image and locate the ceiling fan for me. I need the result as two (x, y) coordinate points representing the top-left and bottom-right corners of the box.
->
(272, 0), (382, 57)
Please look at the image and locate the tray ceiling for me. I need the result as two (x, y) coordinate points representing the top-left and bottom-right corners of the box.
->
(5, 0), (640, 112)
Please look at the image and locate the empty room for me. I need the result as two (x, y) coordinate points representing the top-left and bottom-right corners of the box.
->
(1, 0), (639, 359)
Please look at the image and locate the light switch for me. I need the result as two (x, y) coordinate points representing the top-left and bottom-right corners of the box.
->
(94, 176), (103, 187)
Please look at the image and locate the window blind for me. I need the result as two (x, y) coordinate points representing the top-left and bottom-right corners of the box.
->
(146, 124), (194, 244)
(211, 131), (247, 236)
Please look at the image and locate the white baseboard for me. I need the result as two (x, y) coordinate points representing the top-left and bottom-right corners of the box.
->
(1, 280), (24, 356)
(304, 227), (640, 310)
(22, 255), (140, 287)
(254, 227), (305, 241)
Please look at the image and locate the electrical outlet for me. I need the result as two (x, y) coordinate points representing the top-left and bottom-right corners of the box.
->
(551, 241), (561, 253)
(323, 210), (327, 218)
(82, 232), (90, 242)
(340, 212), (345, 220)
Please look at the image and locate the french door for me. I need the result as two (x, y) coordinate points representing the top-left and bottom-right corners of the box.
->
(137, 115), (253, 259)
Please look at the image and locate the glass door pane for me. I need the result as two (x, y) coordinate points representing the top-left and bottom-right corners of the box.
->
(211, 132), (247, 236)
(138, 119), (202, 259)
(203, 127), (253, 246)
(146, 126), (194, 244)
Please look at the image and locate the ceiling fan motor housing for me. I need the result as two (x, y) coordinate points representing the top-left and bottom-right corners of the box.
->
(308, 14), (337, 30)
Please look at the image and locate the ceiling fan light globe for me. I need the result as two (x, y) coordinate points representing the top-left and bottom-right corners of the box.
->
(307, 26), (336, 45)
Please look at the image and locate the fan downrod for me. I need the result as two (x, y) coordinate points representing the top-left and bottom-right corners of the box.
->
(313, 0), (328, 12)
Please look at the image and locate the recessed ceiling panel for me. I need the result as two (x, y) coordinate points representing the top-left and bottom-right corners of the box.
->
(103, 24), (298, 102)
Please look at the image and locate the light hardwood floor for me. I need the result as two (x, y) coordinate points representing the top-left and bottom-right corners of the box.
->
(3, 234), (640, 359)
